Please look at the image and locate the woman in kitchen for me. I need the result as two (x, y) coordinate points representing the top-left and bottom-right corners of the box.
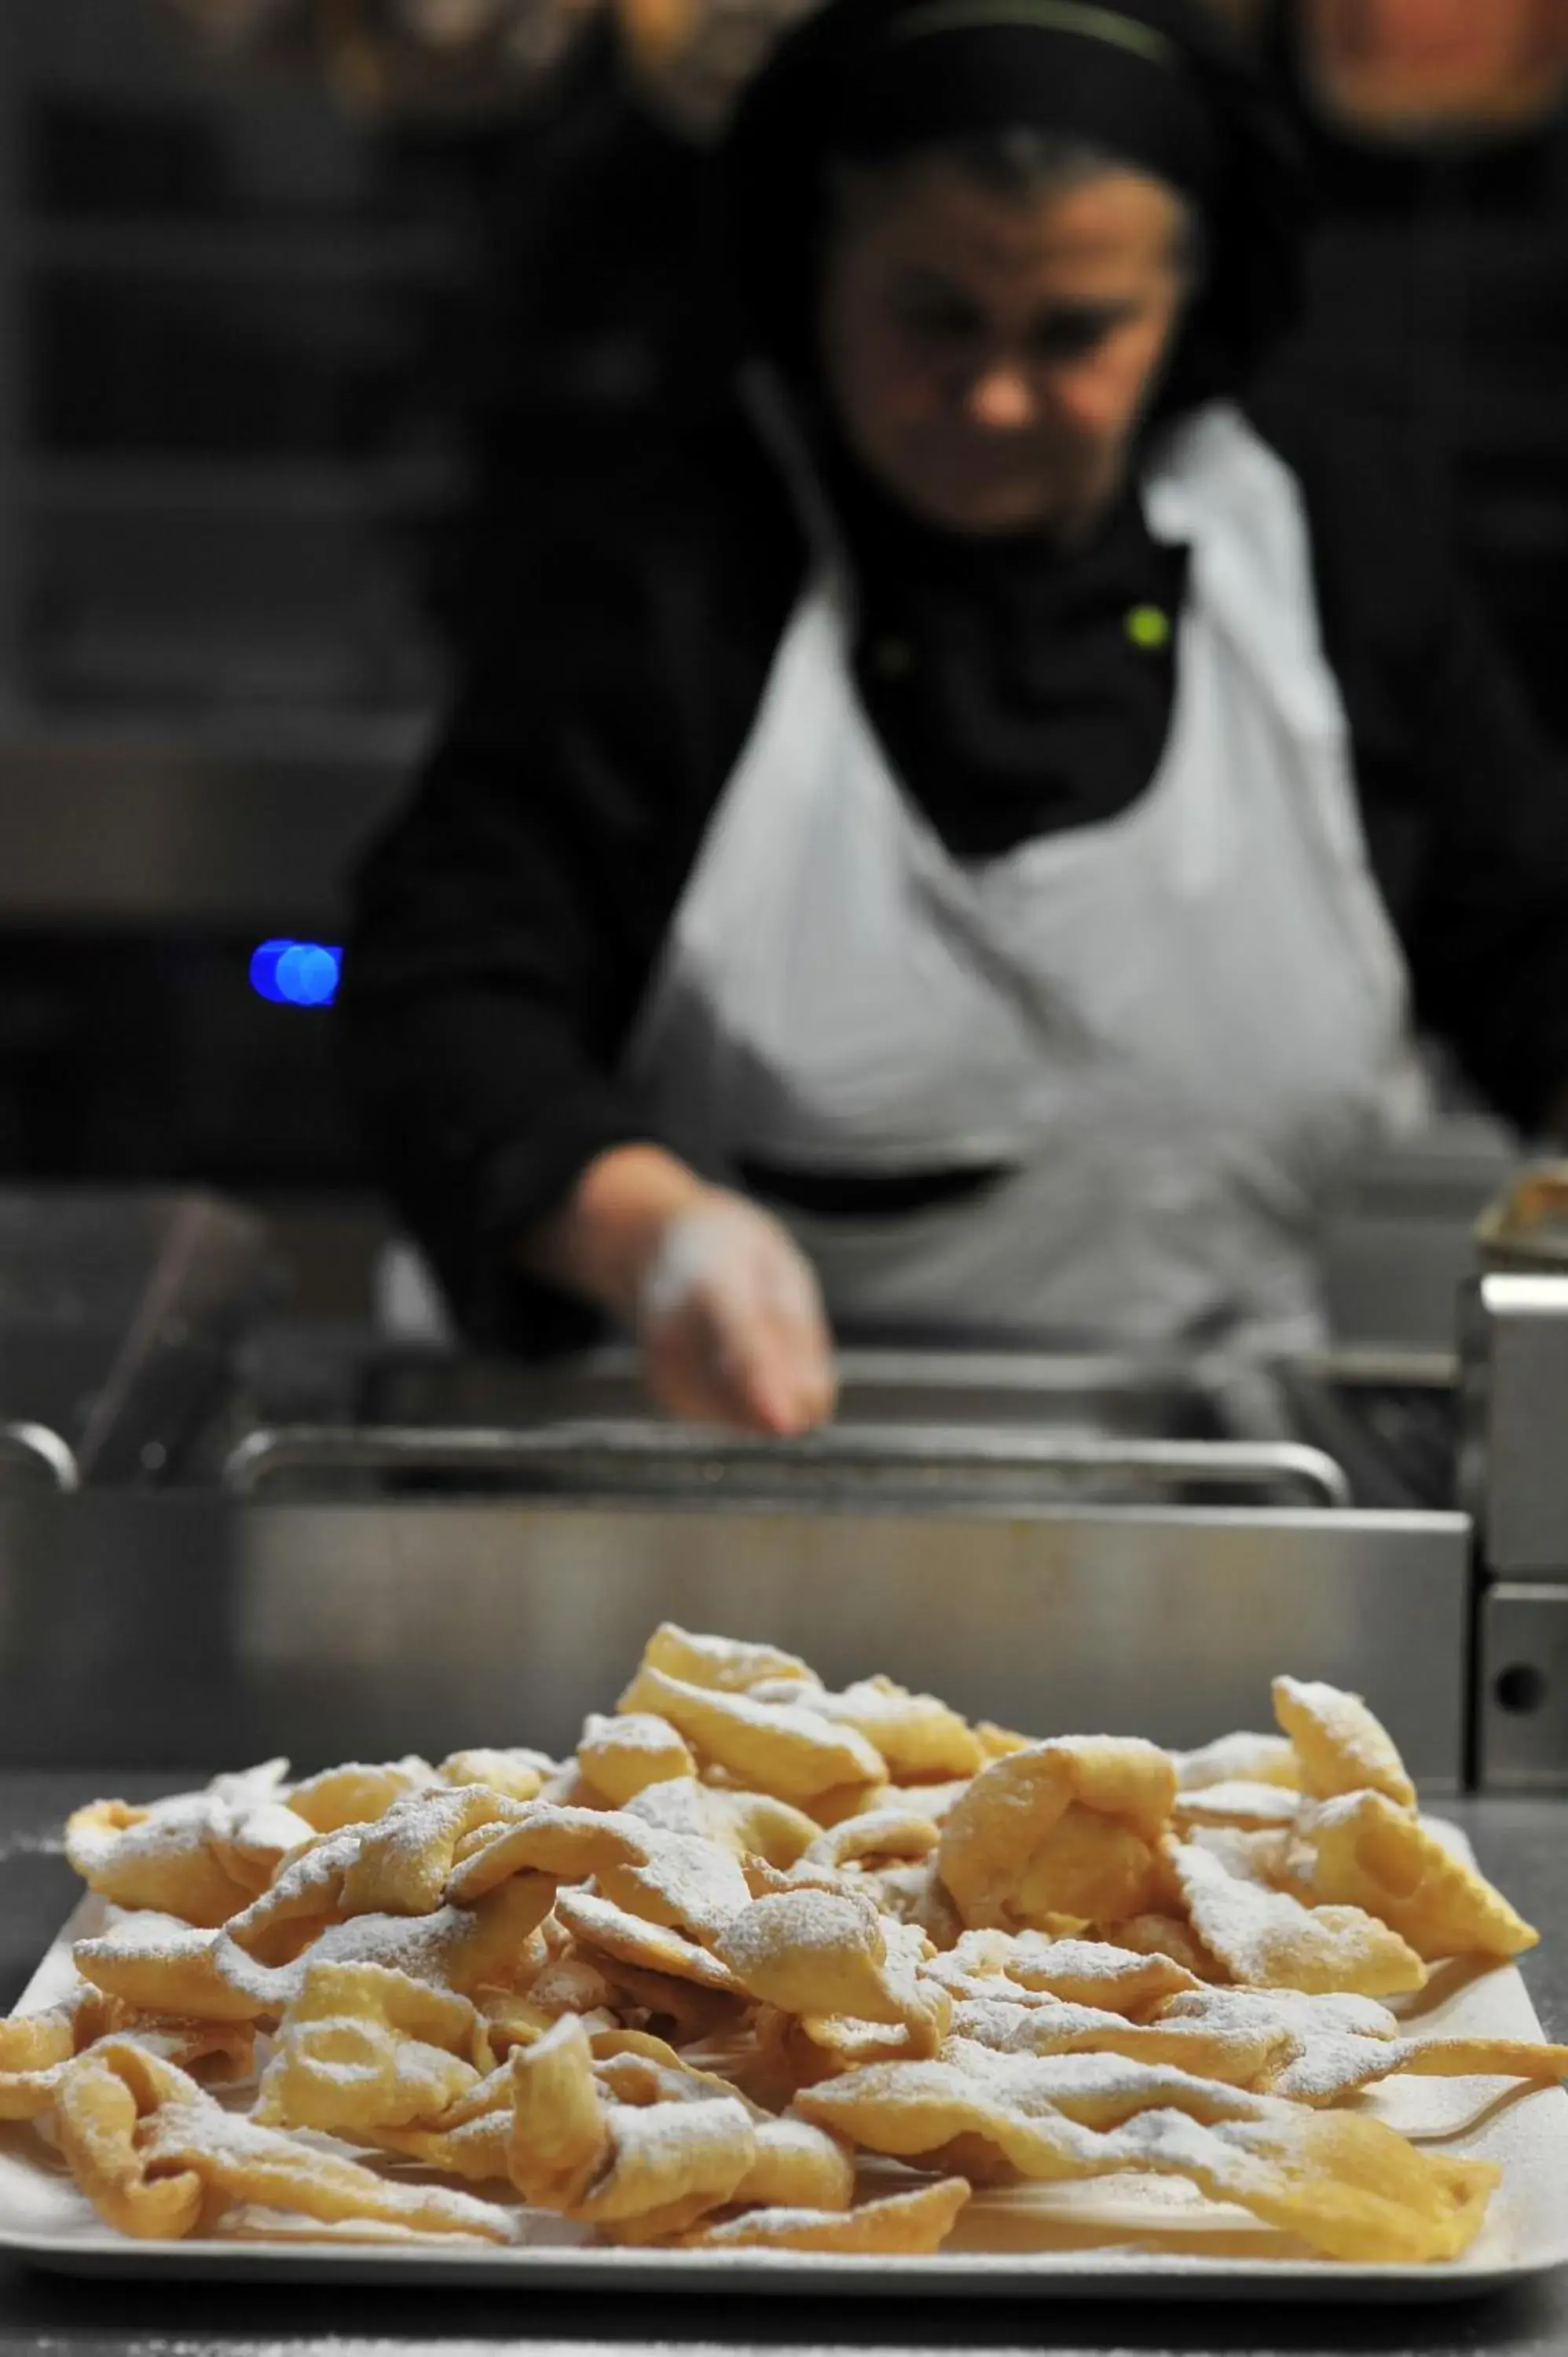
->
(341, 0), (1568, 1434)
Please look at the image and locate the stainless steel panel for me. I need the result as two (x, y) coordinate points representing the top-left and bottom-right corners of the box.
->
(0, 1493), (1470, 1780)
(1464, 1273), (1568, 1576)
(1317, 1121), (1515, 1349)
(1478, 1584), (1568, 1791)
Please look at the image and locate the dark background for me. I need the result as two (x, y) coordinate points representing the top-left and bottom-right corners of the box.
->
(0, 0), (1564, 1308)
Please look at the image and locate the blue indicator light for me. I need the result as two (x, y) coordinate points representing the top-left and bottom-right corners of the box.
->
(277, 944), (340, 1006)
(248, 940), (293, 1003)
(249, 940), (343, 1007)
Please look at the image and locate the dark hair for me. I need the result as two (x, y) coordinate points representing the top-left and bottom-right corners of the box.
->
(827, 127), (1208, 282)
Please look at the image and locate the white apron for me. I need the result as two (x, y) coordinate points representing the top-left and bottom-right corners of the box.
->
(627, 403), (1415, 1353)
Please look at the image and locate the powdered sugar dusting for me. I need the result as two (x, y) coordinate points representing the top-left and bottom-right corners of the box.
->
(942, 2038), (1278, 2121)
(585, 1712), (680, 1754)
(721, 1888), (875, 1969)
(1174, 1783), (1304, 1830)
(1172, 1733), (1298, 1794)
(1168, 1838), (1423, 1993)
(623, 1778), (715, 1841)
(75, 1910), (219, 1969)
(1272, 1677), (1416, 1809)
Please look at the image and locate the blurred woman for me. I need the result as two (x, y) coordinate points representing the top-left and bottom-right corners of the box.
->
(1258, 0), (1568, 743)
(344, 0), (1568, 1430)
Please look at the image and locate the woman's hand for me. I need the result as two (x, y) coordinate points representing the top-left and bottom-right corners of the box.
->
(636, 1190), (837, 1434)
(524, 1145), (837, 1435)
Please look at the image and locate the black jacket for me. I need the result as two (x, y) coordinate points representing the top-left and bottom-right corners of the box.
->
(341, 390), (1568, 1349)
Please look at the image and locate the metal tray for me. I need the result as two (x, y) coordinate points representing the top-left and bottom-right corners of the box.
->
(2, 1833), (1566, 2299)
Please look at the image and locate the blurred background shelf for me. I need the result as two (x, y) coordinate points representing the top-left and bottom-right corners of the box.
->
(0, 0), (478, 1235)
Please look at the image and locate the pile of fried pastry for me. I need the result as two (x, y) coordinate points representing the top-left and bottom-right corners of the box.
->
(8, 1625), (1564, 2264)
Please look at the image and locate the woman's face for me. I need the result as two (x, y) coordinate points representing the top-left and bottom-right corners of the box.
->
(819, 159), (1192, 538)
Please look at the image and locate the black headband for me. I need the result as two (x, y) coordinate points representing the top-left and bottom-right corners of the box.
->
(889, 1), (1176, 68)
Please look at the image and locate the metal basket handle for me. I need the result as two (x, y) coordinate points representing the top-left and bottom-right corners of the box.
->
(0, 1422), (79, 1493)
(222, 1417), (1350, 1508)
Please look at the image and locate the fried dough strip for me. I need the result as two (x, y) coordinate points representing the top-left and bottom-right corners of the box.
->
(948, 1993), (1295, 2087)
(366, 2061), (516, 2180)
(625, 1776), (822, 1868)
(805, 1809), (941, 1871)
(288, 1758), (436, 1832)
(1138, 1983), (1568, 2103)
(1167, 1835), (1427, 1995)
(75, 1923), (266, 2023)
(1272, 1678), (1417, 1811)
(57, 2047), (207, 2240)
(254, 1960), (490, 2134)
(618, 1668), (885, 1805)
(577, 2095), (757, 2239)
(554, 1888), (745, 1992)
(341, 1787), (536, 1915)
(506, 2016), (612, 2209)
(1264, 2030), (1568, 2105)
(1172, 1783), (1307, 1832)
(750, 1675), (983, 1783)
(1100, 1912), (1223, 1980)
(797, 2047), (1273, 2161)
(866, 1860), (965, 1950)
(939, 1739), (1175, 1931)
(506, 2015), (756, 2239)
(796, 2050), (1497, 2262)
(713, 1890), (951, 2056)
(630, 1624), (816, 1696)
(0, 1988), (131, 2105)
(444, 1802), (752, 1944)
(64, 1796), (288, 1928)
(1286, 1792), (1538, 1961)
(79, 1867), (555, 2030)
(145, 2099), (511, 2239)
(921, 1930), (1200, 2015)
(735, 2116), (856, 2212)
(1171, 1732), (1301, 1793)
(368, 2108), (513, 2183)
(222, 1786), (540, 1966)
(438, 1749), (555, 1804)
(372, 2025), (830, 2201)
(577, 1714), (694, 1805)
(58, 2038), (511, 2242)
(1109, 2106), (1497, 2264)
(682, 2175), (970, 2253)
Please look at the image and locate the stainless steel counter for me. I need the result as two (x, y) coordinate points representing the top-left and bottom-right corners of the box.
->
(0, 1493), (1472, 1781)
(0, 1776), (1560, 2354)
